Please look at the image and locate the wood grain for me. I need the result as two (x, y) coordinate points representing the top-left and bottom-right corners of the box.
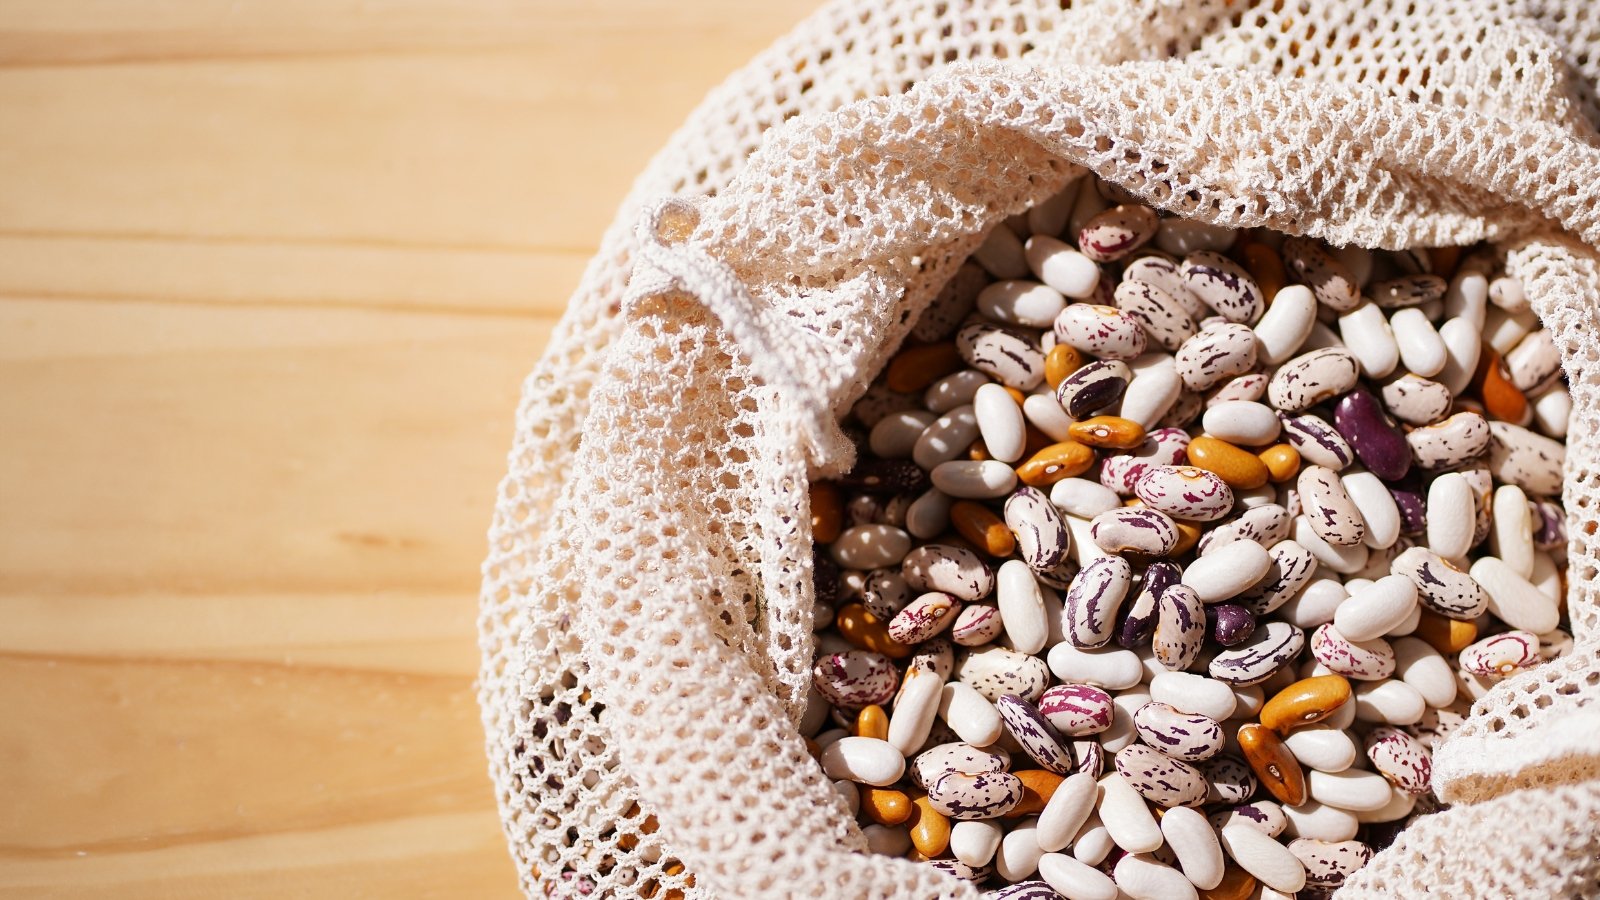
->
(0, 1), (823, 896)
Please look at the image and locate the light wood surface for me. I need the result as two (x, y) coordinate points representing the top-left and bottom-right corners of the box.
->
(0, 2), (823, 896)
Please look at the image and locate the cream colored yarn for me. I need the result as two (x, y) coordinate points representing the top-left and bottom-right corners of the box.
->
(479, 1), (1600, 897)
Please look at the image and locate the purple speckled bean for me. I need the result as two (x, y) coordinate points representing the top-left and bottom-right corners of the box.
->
(1332, 387), (1412, 481)
(1065, 556), (1133, 648)
(1079, 204), (1159, 263)
(997, 693), (1076, 775)
(1175, 322), (1258, 391)
(1038, 683), (1115, 735)
(1207, 603), (1257, 646)
(1208, 620), (1305, 685)
(1202, 756), (1262, 806)
(812, 650), (899, 708)
(1114, 743), (1209, 807)
(1279, 412), (1356, 470)
(1057, 359), (1132, 419)
(1090, 506), (1180, 555)
(1310, 623), (1396, 680)
(926, 770), (1025, 820)
(1363, 726), (1432, 794)
(1153, 582), (1206, 671)
(1053, 304), (1149, 361)
(1133, 701), (1225, 761)
(1119, 560), (1180, 647)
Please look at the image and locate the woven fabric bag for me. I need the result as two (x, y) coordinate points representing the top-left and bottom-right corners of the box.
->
(478, 1), (1600, 896)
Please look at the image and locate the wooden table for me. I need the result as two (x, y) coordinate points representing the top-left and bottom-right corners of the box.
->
(0, 2), (821, 895)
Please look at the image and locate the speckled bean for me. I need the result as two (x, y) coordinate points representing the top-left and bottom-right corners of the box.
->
(1380, 374), (1452, 426)
(957, 320), (1046, 390)
(813, 650), (899, 708)
(1114, 280), (1196, 351)
(1150, 582), (1205, 672)
(996, 694), (1076, 775)
(1297, 465), (1367, 547)
(1283, 237), (1359, 312)
(1065, 556), (1133, 648)
(903, 544), (994, 601)
(957, 645), (1051, 702)
(1053, 304), (1149, 361)
(1133, 701), (1224, 761)
(1458, 630), (1542, 677)
(1005, 486), (1072, 572)
(1487, 421), (1565, 496)
(1175, 323), (1258, 391)
(1182, 251), (1265, 324)
(1209, 621), (1305, 686)
(888, 592), (961, 644)
(928, 770), (1025, 820)
(1309, 623), (1395, 680)
(1090, 506), (1180, 556)
(1278, 412), (1356, 470)
(1057, 359), (1132, 418)
(1289, 839), (1373, 890)
(1078, 205), (1159, 262)
(1268, 348), (1361, 413)
(1115, 743), (1208, 808)
(1407, 411), (1491, 471)
(1362, 726), (1432, 794)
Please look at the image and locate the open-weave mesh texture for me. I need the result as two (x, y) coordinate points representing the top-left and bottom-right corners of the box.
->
(479, 1), (1600, 897)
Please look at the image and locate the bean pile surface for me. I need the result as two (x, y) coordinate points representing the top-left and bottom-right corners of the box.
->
(806, 175), (1572, 900)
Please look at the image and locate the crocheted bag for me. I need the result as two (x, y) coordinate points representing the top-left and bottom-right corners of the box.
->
(479, 1), (1600, 896)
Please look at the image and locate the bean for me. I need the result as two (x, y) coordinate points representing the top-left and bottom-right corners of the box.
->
(978, 280), (1068, 329)
(1057, 359), (1132, 418)
(957, 320), (1046, 390)
(1054, 304), (1150, 361)
(1025, 235), (1101, 298)
(1331, 387), (1411, 480)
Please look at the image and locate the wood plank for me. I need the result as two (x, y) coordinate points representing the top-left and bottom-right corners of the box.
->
(0, 654), (520, 899)
(0, 298), (549, 598)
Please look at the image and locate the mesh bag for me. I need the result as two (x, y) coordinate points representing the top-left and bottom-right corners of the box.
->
(478, 0), (1600, 896)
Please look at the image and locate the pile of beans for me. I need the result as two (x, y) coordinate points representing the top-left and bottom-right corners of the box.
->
(803, 175), (1572, 900)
